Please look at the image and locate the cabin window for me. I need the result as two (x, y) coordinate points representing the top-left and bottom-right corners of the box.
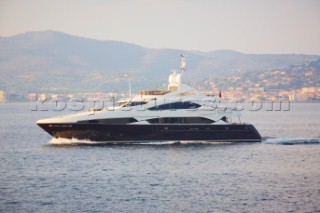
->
(78, 117), (137, 124)
(123, 101), (148, 107)
(148, 101), (200, 111)
(147, 117), (213, 124)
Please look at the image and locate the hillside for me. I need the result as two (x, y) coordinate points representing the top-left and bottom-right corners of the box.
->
(0, 31), (319, 95)
(200, 59), (320, 92)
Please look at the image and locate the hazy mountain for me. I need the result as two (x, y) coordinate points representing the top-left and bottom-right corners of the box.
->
(0, 31), (319, 94)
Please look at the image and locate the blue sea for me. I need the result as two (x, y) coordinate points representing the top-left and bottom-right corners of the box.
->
(0, 103), (319, 212)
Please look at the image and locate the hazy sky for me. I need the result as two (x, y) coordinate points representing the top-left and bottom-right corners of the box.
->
(1, 0), (320, 54)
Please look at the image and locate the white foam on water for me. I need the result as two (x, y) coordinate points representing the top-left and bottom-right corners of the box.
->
(49, 139), (182, 146)
(135, 141), (236, 145)
(179, 140), (234, 145)
(49, 138), (320, 146)
(133, 141), (181, 145)
(263, 138), (320, 145)
(49, 137), (99, 145)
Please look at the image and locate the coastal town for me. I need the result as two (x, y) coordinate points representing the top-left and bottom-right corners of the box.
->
(1, 85), (318, 104)
(1, 59), (319, 103)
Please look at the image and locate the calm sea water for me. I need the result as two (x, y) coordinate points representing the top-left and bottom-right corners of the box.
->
(0, 103), (319, 212)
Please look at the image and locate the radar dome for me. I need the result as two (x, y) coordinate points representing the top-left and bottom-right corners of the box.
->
(176, 74), (182, 84)
(169, 73), (176, 83)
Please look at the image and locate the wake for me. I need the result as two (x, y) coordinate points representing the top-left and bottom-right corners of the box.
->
(48, 137), (320, 146)
(263, 138), (320, 145)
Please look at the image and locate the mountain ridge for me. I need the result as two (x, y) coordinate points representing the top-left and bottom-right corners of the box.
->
(0, 31), (319, 94)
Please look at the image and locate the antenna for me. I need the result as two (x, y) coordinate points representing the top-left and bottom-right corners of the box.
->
(180, 55), (186, 74)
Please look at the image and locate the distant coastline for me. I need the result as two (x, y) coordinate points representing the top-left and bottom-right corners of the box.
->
(1, 31), (319, 104)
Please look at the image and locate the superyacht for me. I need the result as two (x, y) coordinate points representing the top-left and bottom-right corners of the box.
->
(37, 56), (261, 143)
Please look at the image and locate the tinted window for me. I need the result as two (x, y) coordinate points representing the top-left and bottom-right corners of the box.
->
(78, 117), (137, 124)
(148, 101), (200, 110)
(123, 101), (148, 107)
(147, 117), (213, 124)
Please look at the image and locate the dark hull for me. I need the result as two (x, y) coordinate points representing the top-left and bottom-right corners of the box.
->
(37, 123), (262, 143)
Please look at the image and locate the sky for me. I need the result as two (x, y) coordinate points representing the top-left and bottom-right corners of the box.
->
(0, 0), (320, 54)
